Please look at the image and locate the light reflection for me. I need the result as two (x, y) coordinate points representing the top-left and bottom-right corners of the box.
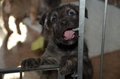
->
(3, 72), (25, 79)
(3, 66), (25, 79)
(0, 16), (27, 50)
(0, 39), (2, 48)
(0, 16), (6, 48)
(7, 16), (27, 50)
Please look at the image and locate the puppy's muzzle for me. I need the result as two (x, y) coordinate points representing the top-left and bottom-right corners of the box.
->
(61, 19), (68, 26)
(61, 19), (79, 31)
(61, 19), (79, 32)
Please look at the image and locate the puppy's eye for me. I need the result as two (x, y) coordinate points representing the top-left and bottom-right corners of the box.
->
(52, 17), (57, 22)
(68, 11), (75, 16)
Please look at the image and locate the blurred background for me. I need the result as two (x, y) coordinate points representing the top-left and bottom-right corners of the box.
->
(0, 0), (120, 79)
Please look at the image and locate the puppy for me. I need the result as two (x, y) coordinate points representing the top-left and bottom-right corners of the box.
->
(21, 4), (93, 79)
(2, 0), (61, 35)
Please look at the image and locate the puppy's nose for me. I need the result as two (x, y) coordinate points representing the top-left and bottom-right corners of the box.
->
(61, 20), (68, 26)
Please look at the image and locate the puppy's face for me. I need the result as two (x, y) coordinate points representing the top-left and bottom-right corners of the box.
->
(40, 4), (88, 45)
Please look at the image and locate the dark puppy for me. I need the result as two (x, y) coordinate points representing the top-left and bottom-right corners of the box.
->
(2, 0), (61, 35)
(21, 4), (93, 79)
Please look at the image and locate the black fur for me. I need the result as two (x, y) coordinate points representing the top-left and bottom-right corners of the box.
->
(21, 4), (93, 79)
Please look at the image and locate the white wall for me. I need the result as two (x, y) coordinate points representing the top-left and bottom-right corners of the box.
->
(72, 0), (120, 57)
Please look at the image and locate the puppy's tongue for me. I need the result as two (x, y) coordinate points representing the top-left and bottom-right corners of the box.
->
(64, 30), (75, 40)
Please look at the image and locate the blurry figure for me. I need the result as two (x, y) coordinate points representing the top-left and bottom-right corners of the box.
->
(102, 0), (120, 7)
(2, 0), (61, 35)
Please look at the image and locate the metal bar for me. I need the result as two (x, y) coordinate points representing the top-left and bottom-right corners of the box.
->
(58, 69), (64, 79)
(78, 0), (86, 79)
(0, 65), (59, 74)
(100, 0), (108, 79)
(0, 73), (3, 79)
(20, 72), (22, 79)
(40, 71), (42, 79)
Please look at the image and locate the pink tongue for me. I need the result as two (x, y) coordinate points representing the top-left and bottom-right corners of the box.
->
(64, 30), (75, 40)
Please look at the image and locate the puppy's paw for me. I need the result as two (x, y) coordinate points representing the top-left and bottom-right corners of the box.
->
(60, 59), (76, 75)
(21, 58), (40, 69)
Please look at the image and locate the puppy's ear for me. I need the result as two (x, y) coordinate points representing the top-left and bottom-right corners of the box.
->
(39, 12), (51, 30)
(76, 6), (88, 18)
(39, 12), (48, 26)
(85, 8), (88, 18)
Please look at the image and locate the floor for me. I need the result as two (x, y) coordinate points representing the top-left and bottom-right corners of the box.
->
(0, 18), (43, 78)
(90, 50), (120, 79)
(0, 0), (120, 79)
